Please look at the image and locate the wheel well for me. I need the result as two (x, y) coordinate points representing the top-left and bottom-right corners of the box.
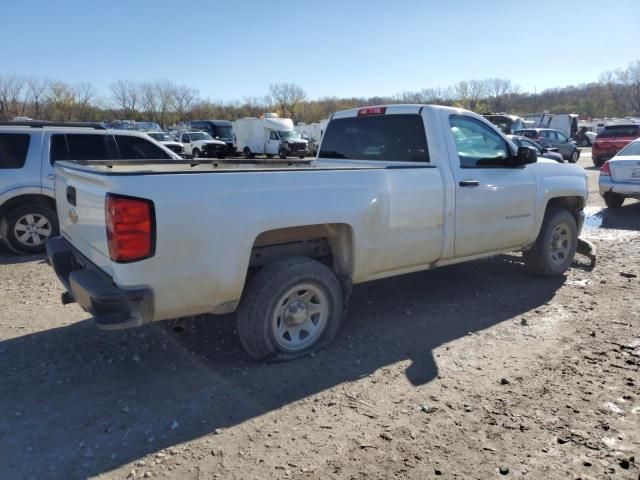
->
(0, 194), (56, 220)
(546, 196), (584, 224)
(249, 223), (354, 278)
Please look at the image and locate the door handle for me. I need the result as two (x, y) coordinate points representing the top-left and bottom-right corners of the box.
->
(47, 174), (55, 180)
(459, 180), (480, 187)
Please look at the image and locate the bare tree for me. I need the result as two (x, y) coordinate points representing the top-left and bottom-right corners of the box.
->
(140, 82), (159, 122)
(110, 80), (139, 118)
(485, 78), (519, 112)
(27, 77), (48, 119)
(614, 60), (640, 115)
(269, 83), (307, 122)
(172, 84), (198, 121)
(75, 83), (95, 120)
(0, 75), (27, 120)
(46, 81), (77, 121)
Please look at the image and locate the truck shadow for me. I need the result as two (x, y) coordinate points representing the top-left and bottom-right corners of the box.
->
(0, 254), (565, 479)
(0, 243), (46, 265)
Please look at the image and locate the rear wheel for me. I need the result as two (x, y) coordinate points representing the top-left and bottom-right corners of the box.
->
(579, 139), (589, 147)
(278, 149), (288, 159)
(1, 203), (59, 254)
(243, 147), (254, 159)
(523, 207), (577, 277)
(569, 150), (579, 163)
(604, 192), (625, 209)
(237, 257), (343, 361)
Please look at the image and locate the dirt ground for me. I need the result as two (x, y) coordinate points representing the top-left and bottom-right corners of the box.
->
(1, 150), (638, 480)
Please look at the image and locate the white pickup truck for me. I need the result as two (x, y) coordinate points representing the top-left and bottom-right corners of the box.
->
(46, 105), (589, 361)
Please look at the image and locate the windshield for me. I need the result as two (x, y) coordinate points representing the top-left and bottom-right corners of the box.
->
(216, 126), (233, 140)
(278, 130), (302, 140)
(618, 141), (640, 156)
(148, 132), (171, 141)
(190, 132), (213, 141)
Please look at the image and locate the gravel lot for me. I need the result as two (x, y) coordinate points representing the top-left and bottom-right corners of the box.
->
(1, 150), (639, 480)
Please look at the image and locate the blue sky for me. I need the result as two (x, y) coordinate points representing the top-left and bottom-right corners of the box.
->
(3, 0), (639, 102)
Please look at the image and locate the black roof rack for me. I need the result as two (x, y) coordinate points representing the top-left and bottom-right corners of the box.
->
(0, 121), (106, 129)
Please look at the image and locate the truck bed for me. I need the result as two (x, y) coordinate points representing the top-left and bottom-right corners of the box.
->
(56, 158), (393, 175)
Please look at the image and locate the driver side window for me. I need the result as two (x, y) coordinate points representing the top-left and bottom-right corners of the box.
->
(269, 131), (279, 140)
(449, 115), (510, 168)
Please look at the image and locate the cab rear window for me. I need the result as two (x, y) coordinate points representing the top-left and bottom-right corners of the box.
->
(319, 114), (429, 162)
(0, 133), (30, 169)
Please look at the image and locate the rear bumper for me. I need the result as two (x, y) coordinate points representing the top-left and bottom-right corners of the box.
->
(599, 176), (640, 197)
(46, 237), (153, 330)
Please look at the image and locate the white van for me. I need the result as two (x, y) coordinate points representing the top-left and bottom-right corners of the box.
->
(233, 114), (309, 159)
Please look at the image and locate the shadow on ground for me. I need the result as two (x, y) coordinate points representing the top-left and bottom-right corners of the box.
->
(585, 201), (640, 232)
(0, 253), (566, 479)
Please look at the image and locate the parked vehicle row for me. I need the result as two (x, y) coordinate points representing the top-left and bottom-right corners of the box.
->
(233, 114), (309, 159)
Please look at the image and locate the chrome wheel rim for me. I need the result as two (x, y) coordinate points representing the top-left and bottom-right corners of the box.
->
(272, 283), (329, 352)
(548, 222), (572, 266)
(192, 150), (200, 158)
(14, 214), (52, 247)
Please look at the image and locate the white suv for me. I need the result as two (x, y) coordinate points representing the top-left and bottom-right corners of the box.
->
(0, 121), (181, 254)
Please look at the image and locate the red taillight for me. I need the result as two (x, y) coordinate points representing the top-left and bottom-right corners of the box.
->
(105, 193), (155, 262)
(357, 106), (386, 116)
(600, 161), (611, 176)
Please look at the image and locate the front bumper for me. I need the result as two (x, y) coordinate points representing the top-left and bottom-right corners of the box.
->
(599, 176), (640, 198)
(46, 237), (153, 330)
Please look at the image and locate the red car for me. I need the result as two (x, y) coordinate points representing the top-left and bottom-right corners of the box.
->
(592, 124), (640, 167)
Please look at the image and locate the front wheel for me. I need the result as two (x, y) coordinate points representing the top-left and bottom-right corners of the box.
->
(236, 257), (344, 361)
(192, 149), (201, 159)
(523, 207), (577, 277)
(579, 139), (589, 147)
(604, 192), (625, 209)
(278, 149), (288, 160)
(0, 203), (59, 254)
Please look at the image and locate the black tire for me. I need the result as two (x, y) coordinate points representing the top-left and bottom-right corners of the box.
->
(604, 192), (625, 209)
(192, 149), (201, 159)
(569, 150), (579, 163)
(236, 257), (344, 361)
(0, 203), (59, 254)
(243, 147), (254, 159)
(215, 153), (226, 160)
(523, 207), (577, 277)
(266, 154), (274, 159)
(278, 149), (288, 160)
(593, 157), (605, 168)
(579, 139), (589, 147)
(299, 155), (306, 159)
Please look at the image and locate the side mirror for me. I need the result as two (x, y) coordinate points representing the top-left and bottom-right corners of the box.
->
(513, 146), (537, 166)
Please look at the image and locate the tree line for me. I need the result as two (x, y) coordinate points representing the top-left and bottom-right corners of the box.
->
(1, 60), (638, 126)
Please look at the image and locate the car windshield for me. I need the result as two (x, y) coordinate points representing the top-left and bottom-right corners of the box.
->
(618, 142), (640, 156)
(189, 132), (213, 141)
(599, 126), (640, 138)
(148, 132), (171, 141)
(278, 130), (301, 140)
(216, 126), (233, 139)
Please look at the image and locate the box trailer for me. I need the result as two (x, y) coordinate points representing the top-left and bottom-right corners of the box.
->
(233, 114), (309, 159)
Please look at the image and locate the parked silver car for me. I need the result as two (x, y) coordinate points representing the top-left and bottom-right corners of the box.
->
(0, 122), (180, 254)
(599, 138), (640, 208)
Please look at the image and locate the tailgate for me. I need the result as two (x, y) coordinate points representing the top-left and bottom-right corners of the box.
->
(610, 159), (640, 183)
(54, 164), (113, 274)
